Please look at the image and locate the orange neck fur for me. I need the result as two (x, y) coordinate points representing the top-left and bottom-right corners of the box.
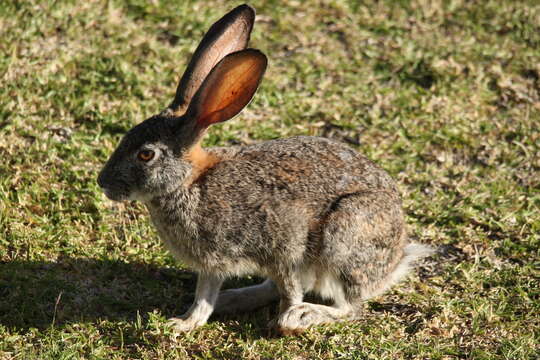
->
(183, 143), (220, 185)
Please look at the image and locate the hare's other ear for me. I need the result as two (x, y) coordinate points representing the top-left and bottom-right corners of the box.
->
(187, 49), (267, 129)
(169, 4), (255, 116)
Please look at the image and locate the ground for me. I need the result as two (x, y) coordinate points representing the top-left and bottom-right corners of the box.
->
(0, 0), (539, 359)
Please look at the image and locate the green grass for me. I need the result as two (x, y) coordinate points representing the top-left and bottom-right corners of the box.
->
(1, 0), (539, 358)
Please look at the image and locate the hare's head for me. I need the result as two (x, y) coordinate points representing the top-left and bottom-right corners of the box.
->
(97, 5), (266, 202)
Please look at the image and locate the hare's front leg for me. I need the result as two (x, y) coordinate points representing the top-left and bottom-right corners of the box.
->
(169, 272), (223, 332)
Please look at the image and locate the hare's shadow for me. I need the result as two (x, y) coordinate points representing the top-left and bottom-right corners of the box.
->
(0, 257), (273, 334)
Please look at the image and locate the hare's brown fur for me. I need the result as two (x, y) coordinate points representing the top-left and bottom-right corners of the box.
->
(98, 4), (432, 335)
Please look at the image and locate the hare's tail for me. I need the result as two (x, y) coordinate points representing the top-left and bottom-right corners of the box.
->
(375, 242), (434, 297)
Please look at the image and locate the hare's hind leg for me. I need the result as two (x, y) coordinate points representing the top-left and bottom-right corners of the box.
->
(214, 279), (280, 315)
(274, 269), (356, 335)
(276, 191), (411, 334)
(321, 191), (413, 303)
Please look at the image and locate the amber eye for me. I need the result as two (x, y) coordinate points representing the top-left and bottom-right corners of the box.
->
(137, 149), (155, 162)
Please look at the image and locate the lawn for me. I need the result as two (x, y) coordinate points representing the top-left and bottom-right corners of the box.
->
(0, 0), (539, 359)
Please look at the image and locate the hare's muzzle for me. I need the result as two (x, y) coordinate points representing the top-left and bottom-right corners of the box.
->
(97, 168), (128, 201)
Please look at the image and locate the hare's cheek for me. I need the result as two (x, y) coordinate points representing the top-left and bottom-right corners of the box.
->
(127, 190), (153, 202)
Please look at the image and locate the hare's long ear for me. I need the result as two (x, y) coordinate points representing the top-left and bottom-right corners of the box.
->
(169, 4), (255, 116)
(186, 49), (267, 130)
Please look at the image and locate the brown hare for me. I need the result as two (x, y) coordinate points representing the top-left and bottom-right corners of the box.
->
(98, 4), (432, 335)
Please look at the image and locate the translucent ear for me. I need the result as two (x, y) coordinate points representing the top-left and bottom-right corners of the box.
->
(168, 4), (255, 116)
(186, 49), (267, 129)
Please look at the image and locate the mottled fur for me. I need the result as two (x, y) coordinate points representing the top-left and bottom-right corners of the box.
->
(97, 4), (432, 335)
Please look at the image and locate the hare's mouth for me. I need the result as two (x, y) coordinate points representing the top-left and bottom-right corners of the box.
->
(101, 187), (129, 202)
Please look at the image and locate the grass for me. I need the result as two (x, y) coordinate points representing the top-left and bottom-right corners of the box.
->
(0, 0), (539, 358)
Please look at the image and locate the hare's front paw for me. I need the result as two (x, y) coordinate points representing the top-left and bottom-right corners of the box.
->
(168, 316), (206, 333)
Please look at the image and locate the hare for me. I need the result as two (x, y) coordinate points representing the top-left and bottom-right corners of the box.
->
(97, 4), (432, 335)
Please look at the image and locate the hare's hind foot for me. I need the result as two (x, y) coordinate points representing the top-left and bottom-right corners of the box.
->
(214, 279), (280, 314)
(268, 267), (358, 335)
(274, 302), (355, 335)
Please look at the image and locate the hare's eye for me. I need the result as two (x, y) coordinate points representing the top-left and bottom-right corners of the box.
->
(137, 149), (155, 162)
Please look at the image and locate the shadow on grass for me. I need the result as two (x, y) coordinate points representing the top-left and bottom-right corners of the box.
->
(0, 257), (270, 335)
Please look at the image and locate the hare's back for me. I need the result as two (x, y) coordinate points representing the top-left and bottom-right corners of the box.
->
(202, 136), (397, 207)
